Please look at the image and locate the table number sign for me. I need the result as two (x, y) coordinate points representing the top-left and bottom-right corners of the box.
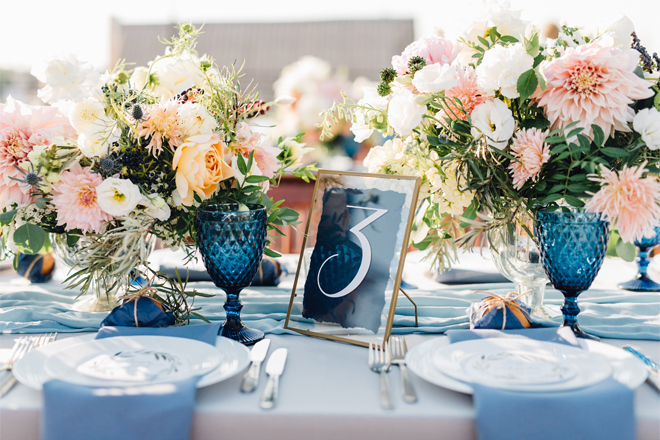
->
(285, 170), (420, 347)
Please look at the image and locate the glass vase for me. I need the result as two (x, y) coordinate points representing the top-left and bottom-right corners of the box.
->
(618, 225), (660, 292)
(534, 210), (610, 340)
(195, 203), (267, 345)
(489, 212), (549, 318)
(51, 233), (155, 312)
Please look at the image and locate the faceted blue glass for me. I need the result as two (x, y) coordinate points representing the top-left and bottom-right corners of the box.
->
(619, 225), (660, 292)
(534, 211), (610, 340)
(195, 204), (267, 345)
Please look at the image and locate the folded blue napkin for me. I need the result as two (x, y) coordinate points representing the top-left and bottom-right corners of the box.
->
(445, 328), (635, 440)
(41, 323), (221, 440)
(42, 378), (198, 440)
(96, 322), (222, 345)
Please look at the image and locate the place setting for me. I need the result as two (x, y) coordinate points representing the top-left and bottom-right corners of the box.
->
(0, 1), (660, 440)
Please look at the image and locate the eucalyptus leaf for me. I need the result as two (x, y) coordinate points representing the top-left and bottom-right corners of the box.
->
(616, 238), (637, 262)
(0, 209), (17, 226)
(13, 223), (47, 255)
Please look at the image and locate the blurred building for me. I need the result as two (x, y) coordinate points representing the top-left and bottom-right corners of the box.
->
(110, 19), (414, 100)
(0, 70), (40, 105)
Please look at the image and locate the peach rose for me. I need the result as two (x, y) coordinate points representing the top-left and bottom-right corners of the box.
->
(172, 134), (234, 206)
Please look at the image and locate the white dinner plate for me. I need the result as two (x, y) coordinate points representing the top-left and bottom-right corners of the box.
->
(44, 336), (222, 386)
(14, 334), (250, 389)
(406, 337), (648, 394)
(432, 339), (610, 391)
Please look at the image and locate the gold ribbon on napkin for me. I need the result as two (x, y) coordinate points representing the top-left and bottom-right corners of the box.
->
(118, 283), (164, 327)
(471, 290), (533, 329)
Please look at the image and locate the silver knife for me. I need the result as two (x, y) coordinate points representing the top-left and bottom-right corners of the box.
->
(623, 346), (660, 392)
(240, 339), (270, 393)
(259, 348), (287, 409)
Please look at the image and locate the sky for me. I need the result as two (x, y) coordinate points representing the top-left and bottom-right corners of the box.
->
(0, 0), (658, 71)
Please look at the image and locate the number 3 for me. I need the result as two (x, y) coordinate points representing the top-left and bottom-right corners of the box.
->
(318, 206), (388, 298)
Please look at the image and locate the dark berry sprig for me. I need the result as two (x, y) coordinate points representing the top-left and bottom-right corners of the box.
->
(632, 32), (657, 73)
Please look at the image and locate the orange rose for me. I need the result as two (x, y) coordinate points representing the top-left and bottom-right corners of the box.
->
(172, 134), (234, 206)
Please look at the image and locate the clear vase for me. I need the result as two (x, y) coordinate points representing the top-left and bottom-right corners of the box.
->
(489, 212), (550, 318)
(51, 233), (155, 312)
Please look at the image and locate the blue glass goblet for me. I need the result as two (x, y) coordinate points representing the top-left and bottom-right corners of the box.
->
(195, 204), (267, 345)
(534, 211), (610, 341)
(619, 225), (660, 292)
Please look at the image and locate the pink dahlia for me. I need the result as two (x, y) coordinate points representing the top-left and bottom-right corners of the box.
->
(444, 66), (488, 120)
(508, 128), (550, 190)
(391, 37), (462, 76)
(585, 163), (660, 243)
(50, 164), (112, 234)
(138, 101), (183, 157)
(0, 97), (74, 207)
(535, 36), (653, 139)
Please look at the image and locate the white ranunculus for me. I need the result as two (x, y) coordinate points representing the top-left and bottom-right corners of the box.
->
(279, 137), (313, 167)
(350, 86), (390, 142)
(140, 194), (171, 221)
(70, 98), (106, 133)
(412, 64), (458, 94)
(476, 43), (534, 99)
(96, 178), (143, 217)
(633, 108), (660, 151)
(77, 117), (119, 158)
(470, 99), (515, 149)
(387, 89), (426, 136)
(177, 101), (218, 137)
(31, 53), (100, 104)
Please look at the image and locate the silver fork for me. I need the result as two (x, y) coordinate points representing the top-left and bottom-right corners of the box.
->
(368, 342), (394, 410)
(0, 333), (57, 397)
(389, 337), (417, 403)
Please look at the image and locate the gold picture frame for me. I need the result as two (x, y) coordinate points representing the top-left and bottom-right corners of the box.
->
(284, 170), (420, 348)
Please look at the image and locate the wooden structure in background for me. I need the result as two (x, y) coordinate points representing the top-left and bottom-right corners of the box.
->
(267, 175), (316, 254)
(110, 19), (414, 100)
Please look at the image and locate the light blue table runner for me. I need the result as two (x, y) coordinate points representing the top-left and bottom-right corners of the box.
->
(1, 281), (659, 340)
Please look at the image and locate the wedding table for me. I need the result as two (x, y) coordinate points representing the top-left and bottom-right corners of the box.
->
(0, 251), (658, 440)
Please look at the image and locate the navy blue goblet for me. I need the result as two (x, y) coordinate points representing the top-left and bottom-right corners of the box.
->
(195, 204), (267, 345)
(619, 225), (660, 292)
(534, 211), (610, 341)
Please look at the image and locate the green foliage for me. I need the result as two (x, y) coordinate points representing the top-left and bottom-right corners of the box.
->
(13, 224), (46, 254)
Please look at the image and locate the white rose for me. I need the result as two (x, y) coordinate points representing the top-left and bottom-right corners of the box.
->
(77, 117), (119, 158)
(130, 66), (149, 90)
(70, 98), (106, 133)
(363, 138), (415, 175)
(350, 86), (389, 142)
(140, 194), (171, 221)
(387, 89), (426, 136)
(470, 99), (515, 149)
(412, 64), (458, 94)
(96, 178), (143, 217)
(604, 16), (635, 47)
(633, 108), (660, 151)
(177, 101), (218, 137)
(31, 53), (100, 104)
(476, 43), (534, 99)
(150, 55), (206, 99)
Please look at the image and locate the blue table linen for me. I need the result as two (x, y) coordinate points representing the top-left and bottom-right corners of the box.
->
(445, 328), (635, 440)
(41, 323), (222, 440)
(2, 283), (659, 341)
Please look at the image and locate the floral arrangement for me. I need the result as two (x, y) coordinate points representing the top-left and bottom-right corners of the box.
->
(274, 56), (376, 167)
(320, 3), (660, 268)
(0, 24), (315, 303)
